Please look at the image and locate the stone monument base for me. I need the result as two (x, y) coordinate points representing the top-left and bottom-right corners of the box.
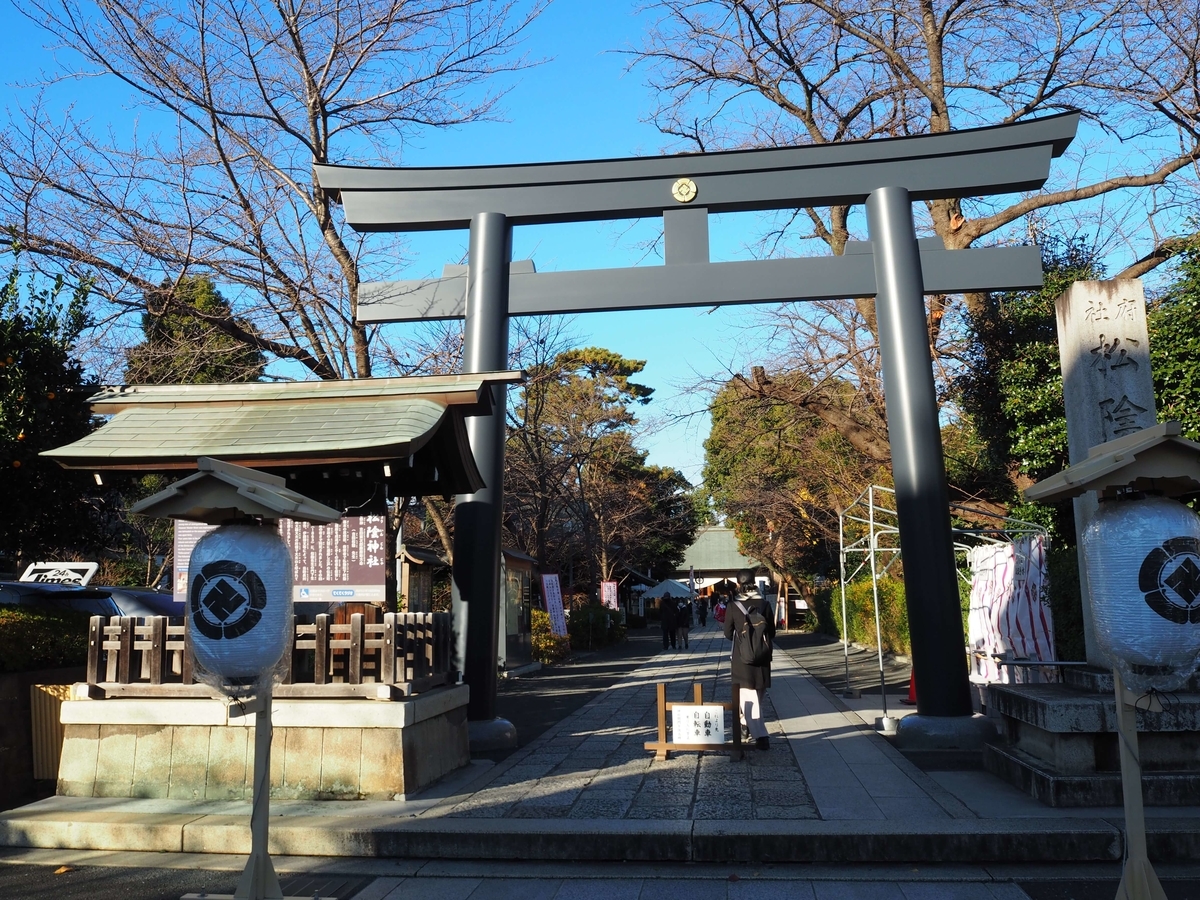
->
(56, 685), (469, 801)
(984, 667), (1200, 807)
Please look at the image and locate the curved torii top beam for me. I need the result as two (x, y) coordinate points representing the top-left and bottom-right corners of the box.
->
(315, 113), (1079, 232)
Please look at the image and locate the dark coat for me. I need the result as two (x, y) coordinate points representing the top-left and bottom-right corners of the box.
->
(660, 596), (679, 630)
(724, 595), (776, 690)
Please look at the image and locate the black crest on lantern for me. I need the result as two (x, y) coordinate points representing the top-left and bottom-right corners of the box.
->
(1140, 536), (1200, 625)
(190, 559), (267, 639)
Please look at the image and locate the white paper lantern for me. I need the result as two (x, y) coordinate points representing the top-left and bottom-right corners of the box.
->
(188, 523), (293, 696)
(1084, 495), (1200, 692)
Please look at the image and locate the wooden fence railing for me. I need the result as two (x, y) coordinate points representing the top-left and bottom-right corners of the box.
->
(84, 612), (455, 699)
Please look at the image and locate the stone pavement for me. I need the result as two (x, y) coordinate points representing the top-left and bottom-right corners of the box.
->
(418, 622), (966, 823)
(3, 620), (1200, 864)
(425, 627), (822, 822)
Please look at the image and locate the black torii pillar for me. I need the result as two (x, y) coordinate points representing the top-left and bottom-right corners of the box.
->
(451, 212), (517, 749)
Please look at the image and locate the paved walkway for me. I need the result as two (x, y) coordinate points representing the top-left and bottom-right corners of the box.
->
(420, 623), (963, 823)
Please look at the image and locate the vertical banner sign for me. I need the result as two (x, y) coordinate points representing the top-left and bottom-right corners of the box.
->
(541, 573), (568, 637)
(600, 580), (619, 610)
(175, 516), (387, 606)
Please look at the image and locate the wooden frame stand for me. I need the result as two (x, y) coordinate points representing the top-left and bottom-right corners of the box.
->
(643, 682), (742, 761)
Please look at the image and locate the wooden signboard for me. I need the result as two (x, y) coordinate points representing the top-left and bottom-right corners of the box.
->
(644, 683), (742, 760)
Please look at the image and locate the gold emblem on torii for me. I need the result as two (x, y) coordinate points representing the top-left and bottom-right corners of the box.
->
(671, 177), (698, 203)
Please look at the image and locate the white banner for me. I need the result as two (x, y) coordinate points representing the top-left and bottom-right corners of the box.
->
(541, 573), (568, 637)
(600, 580), (618, 610)
(967, 534), (1056, 684)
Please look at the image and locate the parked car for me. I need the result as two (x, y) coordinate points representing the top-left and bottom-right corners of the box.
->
(98, 587), (181, 618)
(0, 581), (179, 619)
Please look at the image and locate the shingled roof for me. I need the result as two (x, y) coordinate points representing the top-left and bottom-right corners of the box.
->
(43, 372), (522, 499)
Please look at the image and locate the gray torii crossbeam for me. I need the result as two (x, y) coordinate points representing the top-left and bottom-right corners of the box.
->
(316, 113), (1079, 744)
(356, 240), (1043, 322)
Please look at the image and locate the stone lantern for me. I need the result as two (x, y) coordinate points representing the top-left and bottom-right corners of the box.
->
(134, 456), (339, 900)
(1026, 421), (1200, 900)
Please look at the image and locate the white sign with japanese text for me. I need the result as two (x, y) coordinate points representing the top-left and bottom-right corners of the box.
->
(671, 704), (725, 744)
(541, 573), (568, 637)
(600, 580), (618, 610)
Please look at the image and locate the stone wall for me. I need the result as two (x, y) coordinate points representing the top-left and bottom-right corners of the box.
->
(56, 685), (469, 801)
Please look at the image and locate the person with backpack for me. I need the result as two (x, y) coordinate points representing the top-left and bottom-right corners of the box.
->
(724, 587), (776, 750)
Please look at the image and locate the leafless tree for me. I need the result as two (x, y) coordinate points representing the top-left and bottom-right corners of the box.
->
(637, 0), (1200, 285)
(636, 0), (1200, 512)
(1, 0), (545, 378)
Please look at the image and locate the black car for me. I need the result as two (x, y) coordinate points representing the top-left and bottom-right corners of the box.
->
(0, 581), (178, 618)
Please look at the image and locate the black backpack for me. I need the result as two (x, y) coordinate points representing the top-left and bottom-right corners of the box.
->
(733, 600), (773, 666)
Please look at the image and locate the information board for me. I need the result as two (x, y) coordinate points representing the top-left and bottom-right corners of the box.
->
(671, 704), (725, 745)
(174, 515), (387, 605)
(600, 580), (618, 610)
(278, 515), (387, 604)
(540, 573), (568, 637)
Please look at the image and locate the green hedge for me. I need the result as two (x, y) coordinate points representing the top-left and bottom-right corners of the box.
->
(531, 608), (570, 664)
(816, 577), (912, 655)
(567, 604), (626, 651)
(0, 606), (91, 673)
(1046, 546), (1084, 661)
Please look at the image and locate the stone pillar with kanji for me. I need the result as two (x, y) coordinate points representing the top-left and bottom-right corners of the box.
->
(1056, 279), (1157, 665)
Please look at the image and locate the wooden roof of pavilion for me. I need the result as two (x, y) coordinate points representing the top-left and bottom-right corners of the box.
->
(43, 372), (522, 499)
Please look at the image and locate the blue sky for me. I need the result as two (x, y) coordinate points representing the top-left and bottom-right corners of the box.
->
(3, 1), (1175, 487)
(380, 0), (773, 485)
(0, 0), (766, 486)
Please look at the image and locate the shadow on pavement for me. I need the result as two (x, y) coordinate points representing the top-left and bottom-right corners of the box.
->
(486, 627), (669, 761)
(774, 630), (911, 696)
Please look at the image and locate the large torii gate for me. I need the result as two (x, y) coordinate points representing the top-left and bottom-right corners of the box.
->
(316, 112), (1079, 750)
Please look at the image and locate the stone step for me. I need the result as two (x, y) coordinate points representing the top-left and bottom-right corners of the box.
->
(988, 682), (1200, 733)
(1064, 666), (1200, 694)
(983, 741), (1200, 808)
(0, 803), (1179, 863)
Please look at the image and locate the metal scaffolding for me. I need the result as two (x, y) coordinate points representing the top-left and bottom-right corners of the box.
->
(837, 484), (1048, 727)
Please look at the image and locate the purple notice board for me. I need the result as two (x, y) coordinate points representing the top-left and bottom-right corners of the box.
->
(175, 515), (387, 606)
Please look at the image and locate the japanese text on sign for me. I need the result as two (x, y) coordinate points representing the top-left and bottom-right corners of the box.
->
(541, 573), (569, 637)
(601, 580), (618, 610)
(670, 705), (725, 745)
(174, 515), (387, 605)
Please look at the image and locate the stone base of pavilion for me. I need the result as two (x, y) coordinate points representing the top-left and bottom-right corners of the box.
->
(54, 685), (469, 801)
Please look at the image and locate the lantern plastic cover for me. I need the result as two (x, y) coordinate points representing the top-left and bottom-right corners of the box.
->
(187, 523), (293, 697)
(1084, 496), (1200, 693)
